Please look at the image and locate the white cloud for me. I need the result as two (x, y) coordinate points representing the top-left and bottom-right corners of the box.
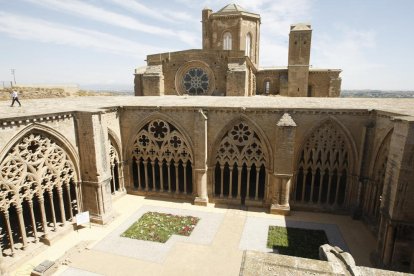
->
(108, 0), (197, 25)
(25, 0), (200, 47)
(0, 11), (166, 59)
(312, 27), (383, 89)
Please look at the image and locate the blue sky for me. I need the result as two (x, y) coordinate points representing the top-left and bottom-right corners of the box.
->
(0, 0), (413, 90)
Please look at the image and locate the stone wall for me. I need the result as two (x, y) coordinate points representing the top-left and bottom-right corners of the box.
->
(1, 97), (413, 272)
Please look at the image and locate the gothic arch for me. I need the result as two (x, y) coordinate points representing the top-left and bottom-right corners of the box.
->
(363, 129), (393, 225)
(367, 127), (393, 174)
(208, 114), (272, 169)
(0, 124), (80, 178)
(125, 112), (194, 159)
(210, 115), (271, 204)
(294, 116), (358, 174)
(127, 113), (194, 195)
(292, 117), (357, 209)
(0, 125), (81, 256)
(107, 128), (122, 159)
(108, 129), (124, 194)
(222, 30), (233, 50)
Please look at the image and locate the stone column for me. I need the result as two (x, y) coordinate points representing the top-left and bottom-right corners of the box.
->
(382, 222), (396, 267)
(375, 118), (414, 268)
(270, 113), (296, 215)
(76, 112), (114, 224)
(194, 109), (209, 206)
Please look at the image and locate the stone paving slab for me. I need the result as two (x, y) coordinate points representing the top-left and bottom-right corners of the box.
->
(239, 216), (349, 253)
(92, 204), (225, 263)
(59, 267), (103, 276)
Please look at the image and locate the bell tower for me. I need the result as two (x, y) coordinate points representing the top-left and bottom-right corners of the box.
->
(202, 4), (261, 66)
(287, 23), (312, 97)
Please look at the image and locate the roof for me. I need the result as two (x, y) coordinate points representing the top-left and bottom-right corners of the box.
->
(217, 3), (246, 13)
(213, 3), (260, 19)
(290, 23), (312, 31)
(2, 96), (414, 119)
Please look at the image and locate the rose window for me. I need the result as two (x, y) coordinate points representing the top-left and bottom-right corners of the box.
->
(182, 68), (209, 95)
(230, 123), (252, 145)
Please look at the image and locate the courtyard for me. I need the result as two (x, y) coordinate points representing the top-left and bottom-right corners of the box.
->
(10, 194), (376, 276)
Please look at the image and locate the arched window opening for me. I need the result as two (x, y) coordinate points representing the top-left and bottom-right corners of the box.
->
(293, 121), (350, 210)
(245, 33), (252, 58)
(131, 119), (193, 195)
(264, 80), (270, 94)
(214, 122), (267, 205)
(223, 32), (232, 50)
(0, 132), (79, 257)
(109, 138), (123, 194)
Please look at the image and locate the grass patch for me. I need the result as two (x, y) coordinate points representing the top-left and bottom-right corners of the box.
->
(267, 226), (329, 260)
(121, 212), (200, 243)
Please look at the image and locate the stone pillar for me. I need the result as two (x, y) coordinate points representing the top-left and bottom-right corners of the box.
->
(76, 112), (114, 224)
(0, 247), (6, 276)
(382, 222), (396, 267)
(270, 113), (297, 215)
(194, 109), (209, 206)
(375, 118), (414, 268)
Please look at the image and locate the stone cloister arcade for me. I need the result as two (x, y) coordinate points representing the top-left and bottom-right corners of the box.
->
(0, 130), (80, 257)
(212, 121), (268, 206)
(129, 119), (194, 197)
(0, 101), (412, 272)
(291, 120), (353, 210)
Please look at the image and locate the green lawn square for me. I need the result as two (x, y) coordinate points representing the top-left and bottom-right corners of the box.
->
(267, 226), (329, 260)
(121, 212), (200, 243)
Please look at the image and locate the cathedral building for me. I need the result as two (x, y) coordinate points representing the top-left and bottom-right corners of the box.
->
(0, 4), (413, 274)
(134, 4), (342, 97)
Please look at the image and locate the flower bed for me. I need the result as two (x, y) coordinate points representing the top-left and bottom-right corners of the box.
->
(121, 212), (200, 243)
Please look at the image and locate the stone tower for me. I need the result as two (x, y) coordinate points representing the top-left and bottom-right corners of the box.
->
(202, 4), (261, 66)
(287, 23), (312, 97)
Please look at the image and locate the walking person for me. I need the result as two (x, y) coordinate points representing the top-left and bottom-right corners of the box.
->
(10, 89), (21, 107)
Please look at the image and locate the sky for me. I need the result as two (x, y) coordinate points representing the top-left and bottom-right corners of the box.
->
(0, 0), (413, 91)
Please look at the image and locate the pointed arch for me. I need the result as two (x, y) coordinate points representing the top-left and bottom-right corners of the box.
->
(208, 114), (272, 169)
(0, 124), (81, 256)
(294, 116), (358, 174)
(127, 112), (194, 195)
(222, 31), (232, 50)
(108, 128), (124, 194)
(125, 112), (194, 160)
(210, 115), (271, 205)
(363, 129), (393, 225)
(292, 117), (356, 209)
(0, 123), (80, 179)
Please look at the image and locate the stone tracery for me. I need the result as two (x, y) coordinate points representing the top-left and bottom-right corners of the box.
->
(131, 119), (193, 194)
(109, 137), (124, 194)
(293, 120), (349, 208)
(0, 132), (79, 256)
(214, 122), (266, 202)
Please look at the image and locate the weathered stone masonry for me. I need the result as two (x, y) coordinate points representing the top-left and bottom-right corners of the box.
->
(1, 99), (413, 272)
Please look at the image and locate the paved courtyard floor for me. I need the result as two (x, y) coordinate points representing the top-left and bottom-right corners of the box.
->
(11, 194), (376, 276)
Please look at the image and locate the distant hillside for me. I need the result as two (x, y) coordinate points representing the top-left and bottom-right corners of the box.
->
(341, 90), (414, 98)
